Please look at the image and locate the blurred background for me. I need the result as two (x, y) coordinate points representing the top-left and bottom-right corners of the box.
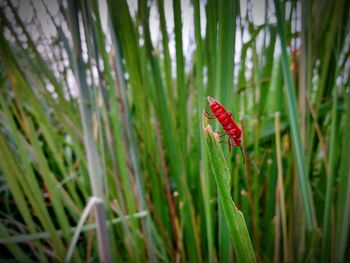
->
(0, 0), (349, 262)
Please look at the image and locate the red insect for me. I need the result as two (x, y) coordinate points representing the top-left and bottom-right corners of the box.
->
(205, 96), (259, 172)
(205, 96), (242, 152)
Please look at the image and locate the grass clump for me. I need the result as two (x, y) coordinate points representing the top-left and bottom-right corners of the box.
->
(0, 0), (349, 262)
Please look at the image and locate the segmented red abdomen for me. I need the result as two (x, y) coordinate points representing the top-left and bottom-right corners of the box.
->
(208, 98), (242, 146)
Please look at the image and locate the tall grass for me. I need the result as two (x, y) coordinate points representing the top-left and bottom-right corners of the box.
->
(0, 0), (349, 262)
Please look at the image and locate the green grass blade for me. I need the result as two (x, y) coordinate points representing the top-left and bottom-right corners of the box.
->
(0, 222), (31, 262)
(335, 89), (350, 262)
(205, 125), (256, 263)
(216, 1), (237, 260)
(1, 0), (349, 261)
(193, 0), (215, 261)
(0, 211), (148, 244)
(216, 0), (236, 106)
(157, 0), (174, 110)
(66, 1), (111, 261)
(173, 0), (188, 151)
(322, 87), (340, 260)
(273, 0), (316, 230)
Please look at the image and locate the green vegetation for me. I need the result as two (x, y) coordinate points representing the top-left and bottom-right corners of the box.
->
(205, 126), (255, 262)
(0, 0), (349, 262)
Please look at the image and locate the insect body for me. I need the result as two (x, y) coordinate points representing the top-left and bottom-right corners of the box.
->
(205, 96), (259, 172)
(206, 96), (242, 152)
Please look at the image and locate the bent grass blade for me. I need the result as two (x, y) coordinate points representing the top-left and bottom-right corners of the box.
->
(204, 125), (256, 263)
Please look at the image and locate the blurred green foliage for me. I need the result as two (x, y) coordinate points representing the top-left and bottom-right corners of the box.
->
(0, 0), (349, 262)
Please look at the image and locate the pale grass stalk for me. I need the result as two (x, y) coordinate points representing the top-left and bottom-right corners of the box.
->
(65, 197), (110, 263)
(274, 112), (288, 262)
(273, 180), (281, 263)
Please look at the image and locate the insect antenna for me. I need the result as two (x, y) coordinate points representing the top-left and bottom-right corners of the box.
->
(240, 145), (260, 174)
(239, 146), (246, 164)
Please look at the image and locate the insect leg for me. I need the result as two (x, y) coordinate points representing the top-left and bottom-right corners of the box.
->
(204, 109), (216, 119)
(228, 137), (232, 152)
(239, 146), (246, 163)
(219, 138), (236, 146)
(219, 131), (227, 137)
(219, 138), (236, 159)
(240, 145), (260, 174)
